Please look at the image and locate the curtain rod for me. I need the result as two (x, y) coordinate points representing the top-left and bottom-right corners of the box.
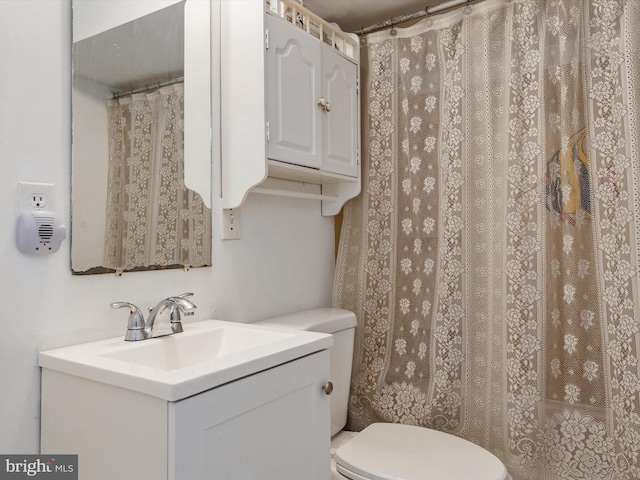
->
(358, 0), (485, 36)
(112, 76), (184, 100)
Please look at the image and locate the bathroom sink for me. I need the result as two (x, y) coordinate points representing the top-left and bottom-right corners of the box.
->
(101, 324), (295, 371)
(39, 320), (332, 401)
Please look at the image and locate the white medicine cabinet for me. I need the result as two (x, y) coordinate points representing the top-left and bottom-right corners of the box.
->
(266, 14), (359, 177)
(221, 0), (361, 216)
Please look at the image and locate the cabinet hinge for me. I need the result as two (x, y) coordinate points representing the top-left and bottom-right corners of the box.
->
(265, 29), (269, 49)
(266, 121), (270, 141)
(357, 147), (360, 165)
(356, 78), (360, 95)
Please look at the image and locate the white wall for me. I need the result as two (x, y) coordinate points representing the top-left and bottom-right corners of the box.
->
(0, 0), (335, 453)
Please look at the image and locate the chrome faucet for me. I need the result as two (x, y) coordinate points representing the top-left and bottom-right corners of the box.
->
(146, 293), (196, 338)
(111, 293), (197, 341)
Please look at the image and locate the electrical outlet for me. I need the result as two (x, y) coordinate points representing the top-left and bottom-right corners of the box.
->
(221, 208), (241, 240)
(19, 182), (55, 211)
(31, 194), (47, 208)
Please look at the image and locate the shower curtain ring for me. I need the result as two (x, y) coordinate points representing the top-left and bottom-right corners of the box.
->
(464, 0), (472, 15)
(424, 6), (433, 27)
(389, 19), (397, 37)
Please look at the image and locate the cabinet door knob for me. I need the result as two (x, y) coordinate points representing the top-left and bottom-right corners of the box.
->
(322, 381), (334, 395)
(317, 97), (331, 112)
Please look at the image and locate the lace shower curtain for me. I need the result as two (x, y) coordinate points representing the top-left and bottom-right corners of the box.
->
(334, 0), (640, 478)
(104, 84), (211, 272)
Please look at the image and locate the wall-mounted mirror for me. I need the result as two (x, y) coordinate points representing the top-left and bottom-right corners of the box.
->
(71, 0), (212, 275)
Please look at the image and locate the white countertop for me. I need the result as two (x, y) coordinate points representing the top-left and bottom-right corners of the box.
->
(39, 320), (333, 401)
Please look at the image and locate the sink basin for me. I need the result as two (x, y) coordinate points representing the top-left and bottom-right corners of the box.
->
(101, 325), (294, 371)
(39, 320), (332, 401)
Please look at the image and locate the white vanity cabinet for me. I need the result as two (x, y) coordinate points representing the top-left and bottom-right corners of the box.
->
(41, 350), (331, 480)
(221, 0), (360, 215)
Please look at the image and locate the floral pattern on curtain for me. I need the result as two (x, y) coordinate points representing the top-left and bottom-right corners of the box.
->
(104, 84), (211, 272)
(334, 0), (640, 478)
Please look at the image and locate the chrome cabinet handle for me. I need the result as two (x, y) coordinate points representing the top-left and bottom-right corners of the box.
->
(322, 381), (334, 395)
(317, 97), (331, 112)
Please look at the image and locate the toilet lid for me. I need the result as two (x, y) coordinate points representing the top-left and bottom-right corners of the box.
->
(335, 423), (508, 480)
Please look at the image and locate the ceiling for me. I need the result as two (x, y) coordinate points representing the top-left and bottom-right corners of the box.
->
(301, 0), (449, 33)
(73, 2), (184, 92)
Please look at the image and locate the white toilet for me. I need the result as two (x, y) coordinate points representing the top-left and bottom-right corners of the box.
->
(255, 308), (509, 480)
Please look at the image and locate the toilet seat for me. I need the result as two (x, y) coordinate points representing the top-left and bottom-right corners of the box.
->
(334, 423), (508, 480)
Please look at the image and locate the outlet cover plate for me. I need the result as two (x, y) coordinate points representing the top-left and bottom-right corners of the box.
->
(221, 208), (241, 240)
(19, 182), (55, 211)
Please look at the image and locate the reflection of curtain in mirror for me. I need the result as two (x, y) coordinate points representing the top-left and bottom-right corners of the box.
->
(334, 0), (640, 478)
(104, 84), (211, 272)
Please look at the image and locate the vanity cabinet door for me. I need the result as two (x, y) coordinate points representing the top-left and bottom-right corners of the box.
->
(266, 14), (322, 170)
(321, 44), (359, 177)
(168, 350), (331, 480)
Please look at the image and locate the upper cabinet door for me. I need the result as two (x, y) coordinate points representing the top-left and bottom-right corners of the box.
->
(321, 45), (358, 177)
(266, 15), (322, 169)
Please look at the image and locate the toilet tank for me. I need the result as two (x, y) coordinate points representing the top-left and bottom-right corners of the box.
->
(253, 308), (356, 436)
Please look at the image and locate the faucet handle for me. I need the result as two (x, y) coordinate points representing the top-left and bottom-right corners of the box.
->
(110, 302), (147, 341)
(166, 294), (197, 334)
(148, 294), (192, 313)
(171, 293), (196, 317)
